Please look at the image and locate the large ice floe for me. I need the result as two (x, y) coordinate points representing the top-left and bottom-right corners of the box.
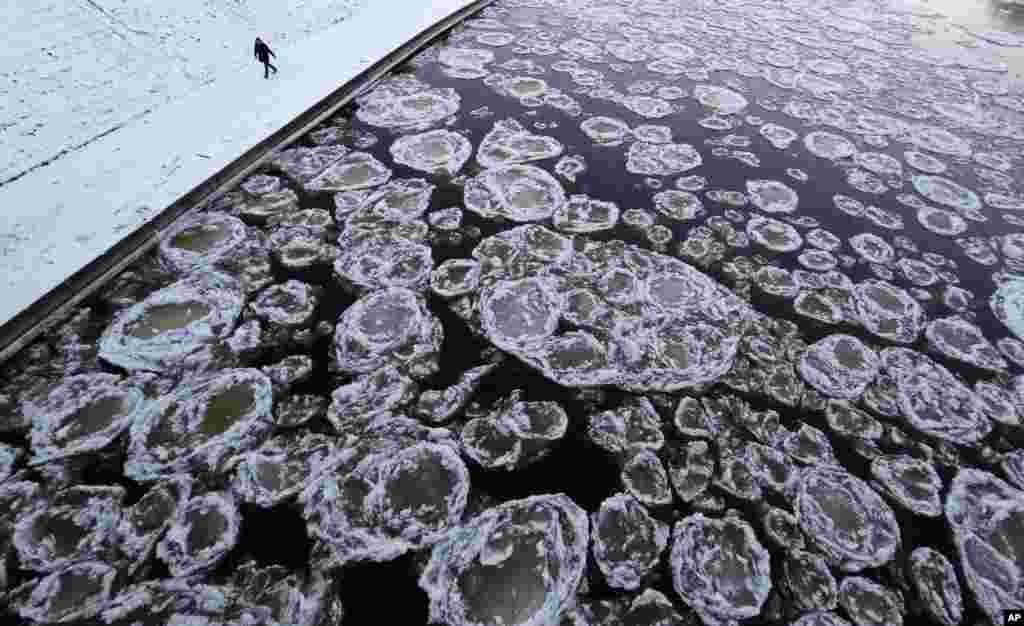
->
(464, 164), (567, 222)
(670, 512), (771, 624)
(125, 368), (274, 482)
(301, 418), (470, 568)
(418, 493), (587, 626)
(333, 287), (442, 378)
(354, 74), (460, 131)
(945, 468), (1024, 625)
(23, 373), (146, 464)
(390, 129), (473, 177)
(98, 271), (245, 373)
(797, 334), (880, 400)
(878, 347), (993, 443)
(477, 118), (564, 168)
(467, 225), (755, 391)
(796, 466), (900, 572)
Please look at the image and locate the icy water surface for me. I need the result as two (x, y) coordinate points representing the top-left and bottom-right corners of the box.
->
(4, 0), (1024, 624)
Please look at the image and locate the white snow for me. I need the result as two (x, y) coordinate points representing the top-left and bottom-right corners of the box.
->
(0, 0), (482, 326)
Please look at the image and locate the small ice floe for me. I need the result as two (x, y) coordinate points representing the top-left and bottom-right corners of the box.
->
(125, 368), (274, 482)
(798, 334), (880, 400)
(461, 389), (568, 471)
(156, 490), (240, 578)
(414, 359), (501, 424)
(925, 316), (1007, 372)
(305, 152), (393, 194)
(8, 561), (116, 623)
(229, 560), (344, 626)
(554, 154), (587, 182)
(838, 576), (905, 626)
(477, 118), (564, 168)
(912, 174), (981, 213)
(825, 399), (883, 441)
(159, 213), (252, 276)
(588, 397), (665, 456)
(694, 84), (748, 115)
(908, 547), (963, 626)
(625, 142), (702, 176)
(390, 129), (472, 177)
(418, 494), (587, 626)
(746, 215), (803, 252)
(464, 164), (566, 222)
(431, 259), (482, 298)
(591, 493), (668, 590)
(24, 373), (145, 465)
(581, 116), (631, 145)
(804, 130), (856, 159)
(270, 226), (333, 271)
(670, 513), (771, 623)
(333, 287), (441, 378)
(652, 190), (704, 221)
(438, 46), (494, 79)
(871, 453), (943, 518)
(117, 476), (192, 575)
(553, 194), (620, 233)
(853, 280), (924, 344)
(945, 468), (1024, 625)
(355, 75), (460, 130)
(13, 485), (125, 573)
(796, 466), (900, 572)
(783, 549), (839, 612)
(232, 433), (338, 508)
(327, 367), (418, 435)
(746, 179), (799, 214)
(249, 280), (320, 329)
(334, 231), (433, 293)
(761, 506), (805, 552)
(621, 449), (672, 506)
(667, 441), (713, 503)
(302, 432), (469, 567)
(99, 271), (245, 373)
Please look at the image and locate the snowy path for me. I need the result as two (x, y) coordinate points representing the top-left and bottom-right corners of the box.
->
(0, 0), (481, 327)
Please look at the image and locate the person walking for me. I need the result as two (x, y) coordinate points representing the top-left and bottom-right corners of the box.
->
(254, 37), (278, 79)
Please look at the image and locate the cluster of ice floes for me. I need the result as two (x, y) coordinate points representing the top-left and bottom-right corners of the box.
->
(477, 118), (564, 168)
(460, 389), (567, 470)
(302, 419), (470, 568)
(463, 224), (756, 391)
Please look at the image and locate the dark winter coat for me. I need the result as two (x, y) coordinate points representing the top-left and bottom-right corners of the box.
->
(254, 40), (275, 63)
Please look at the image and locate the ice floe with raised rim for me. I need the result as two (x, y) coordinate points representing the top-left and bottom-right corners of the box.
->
(355, 74), (460, 130)
(783, 549), (839, 612)
(838, 576), (905, 626)
(554, 194), (620, 233)
(25, 373), (146, 464)
(418, 494), (587, 626)
(464, 164), (567, 222)
(590, 493), (669, 590)
(156, 490), (240, 578)
(925, 316), (1007, 372)
(853, 280), (924, 344)
(333, 287), (442, 378)
(98, 271), (245, 374)
(870, 454), (942, 516)
(880, 347), (993, 443)
(670, 513), (771, 624)
(477, 118), (564, 168)
(625, 142), (702, 176)
(797, 465), (900, 572)
(908, 546), (963, 626)
(798, 334), (880, 399)
(747, 215), (803, 252)
(305, 152), (393, 194)
(390, 129), (473, 177)
(125, 368), (274, 482)
(8, 561), (117, 623)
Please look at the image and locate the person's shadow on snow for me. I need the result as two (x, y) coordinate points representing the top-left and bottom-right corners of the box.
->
(254, 37), (278, 79)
